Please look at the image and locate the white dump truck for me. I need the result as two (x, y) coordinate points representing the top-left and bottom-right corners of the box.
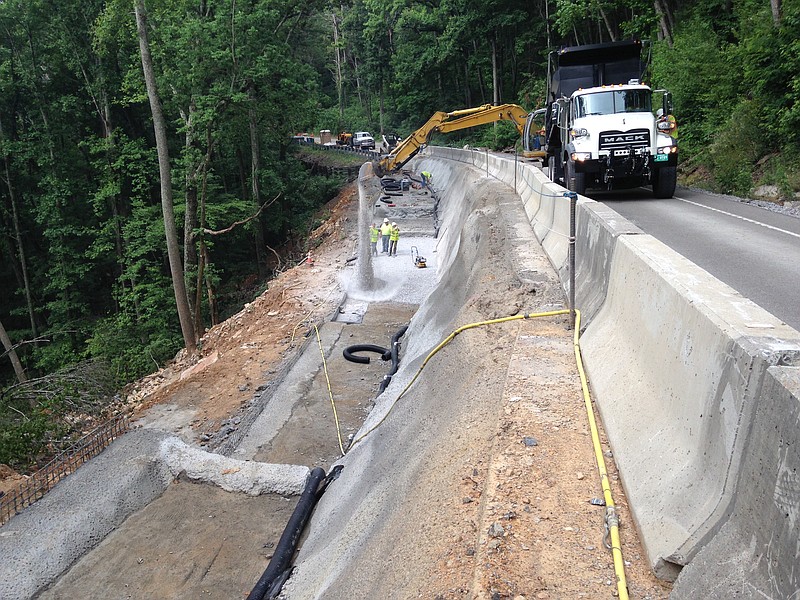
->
(544, 40), (678, 198)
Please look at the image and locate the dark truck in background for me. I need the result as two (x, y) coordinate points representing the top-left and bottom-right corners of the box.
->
(544, 39), (678, 198)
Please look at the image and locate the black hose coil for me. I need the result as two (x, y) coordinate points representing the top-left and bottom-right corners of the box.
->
(343, 344), (392, 364)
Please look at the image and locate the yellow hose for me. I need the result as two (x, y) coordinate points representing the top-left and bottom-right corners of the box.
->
(574, 309), (629, 600)
(313, 323), (346, 456)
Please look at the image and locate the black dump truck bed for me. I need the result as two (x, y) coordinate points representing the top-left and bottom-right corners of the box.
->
(548, 39), (645, 101)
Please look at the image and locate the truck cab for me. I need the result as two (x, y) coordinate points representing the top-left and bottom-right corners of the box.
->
(555, 82), (678, 197)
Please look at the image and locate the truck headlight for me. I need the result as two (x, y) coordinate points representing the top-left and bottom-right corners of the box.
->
(571, 127), (589, 138)
(657, 146), (678, 155)
(570, 152), (592, 162)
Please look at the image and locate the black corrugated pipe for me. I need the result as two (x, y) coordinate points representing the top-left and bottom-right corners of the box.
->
(247, 466), (341, 600)
(378, 324), (409, 393)
(343, 344), (392, 364)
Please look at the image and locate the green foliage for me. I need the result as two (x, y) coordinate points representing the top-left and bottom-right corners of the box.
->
(86, 314), (181, 384)
(431, 120), (521, 151)
(707, 99), (764, 195)
(0, 359), (118, 469)
(749, 152), (800, 201)
(0, 410), (53, 470)
(650, 22), (736, 160)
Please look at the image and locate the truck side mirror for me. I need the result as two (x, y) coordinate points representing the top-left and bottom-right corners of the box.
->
(663, 92), (673, 116)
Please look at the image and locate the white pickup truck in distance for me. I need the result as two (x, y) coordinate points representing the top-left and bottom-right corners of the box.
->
(352, 131), (375, 150)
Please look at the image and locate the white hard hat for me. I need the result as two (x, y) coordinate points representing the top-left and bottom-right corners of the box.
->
(384, 218), (389, 223)
(392, 222), (396, 226)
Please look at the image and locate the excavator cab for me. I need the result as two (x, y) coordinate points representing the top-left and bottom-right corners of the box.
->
(522, 108), (547, 160)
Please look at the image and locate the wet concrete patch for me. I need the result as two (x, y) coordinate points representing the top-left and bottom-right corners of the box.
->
(38, 481), (295, 600)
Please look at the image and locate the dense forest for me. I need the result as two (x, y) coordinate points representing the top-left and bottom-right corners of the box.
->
(1, 0), (798, 468)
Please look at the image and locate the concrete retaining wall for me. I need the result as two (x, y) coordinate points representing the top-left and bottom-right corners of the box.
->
(0, 430), (174, 599)
(578, 236), (800, 582)
(671, 366), (800, 598)
(425, 146), (800, 593)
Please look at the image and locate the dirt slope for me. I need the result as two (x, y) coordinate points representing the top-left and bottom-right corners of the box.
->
(124, 186), (360, 444)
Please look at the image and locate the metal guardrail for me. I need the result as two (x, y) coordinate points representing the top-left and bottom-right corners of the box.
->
(294, 138), (382, 159)
(0, 415), (129, 526)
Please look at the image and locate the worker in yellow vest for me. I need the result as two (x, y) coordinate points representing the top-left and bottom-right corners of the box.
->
(420, 171), (432, 189)
(389, 222), (400, 256)
(369, 223), (379, 256)
(380, 218), (392, 253)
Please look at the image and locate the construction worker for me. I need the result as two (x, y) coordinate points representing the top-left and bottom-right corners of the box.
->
(389, 222), (400, 256)
(657, 109), (678, 139)
(420, 171), (432, 189)
(369, 223), (379, 256)
(380, 218), (392, 253)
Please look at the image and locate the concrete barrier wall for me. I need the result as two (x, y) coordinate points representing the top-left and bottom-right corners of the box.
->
(671, 365), (800, 598)
(578, 236), (800, 581)
(424, 146), (800, 591)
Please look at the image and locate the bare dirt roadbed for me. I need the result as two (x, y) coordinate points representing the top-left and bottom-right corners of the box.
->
(26, 176), (670, 599)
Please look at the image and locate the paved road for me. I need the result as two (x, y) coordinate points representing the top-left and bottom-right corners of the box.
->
(590, 186), (800, 330)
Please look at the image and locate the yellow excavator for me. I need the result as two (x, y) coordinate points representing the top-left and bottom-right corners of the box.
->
(374, 103), (546, 175)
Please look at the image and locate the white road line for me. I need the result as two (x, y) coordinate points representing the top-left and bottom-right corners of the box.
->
(675, 196), (800, 240)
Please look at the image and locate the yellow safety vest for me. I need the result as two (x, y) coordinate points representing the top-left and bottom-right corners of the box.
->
(369, 227), (379, 242)
(381, 223), (392, 236)
(390, 226), (400, 241)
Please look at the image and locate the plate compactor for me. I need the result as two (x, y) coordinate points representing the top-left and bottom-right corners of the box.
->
(411, 246), (426, 268)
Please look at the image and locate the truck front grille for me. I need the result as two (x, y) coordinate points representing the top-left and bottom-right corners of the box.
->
(599, 129), (650, 156)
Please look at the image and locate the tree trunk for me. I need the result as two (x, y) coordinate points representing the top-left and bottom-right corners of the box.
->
(653, 0), (673, 46)
(203, 244), (219, 326)
(194, 242), (205, 336)
(135, 0), (197, 354)
(249, 96), (268, 278)
(351, 53), (365, 116)
(0, 116), (38, 338)
(79, 64), (127, 289)
(331, 11), (345, 125)
(545, 0), (552, 50)
(379, 84), (385, 136)
(771, 0), (781, 25)
(464, 60), (472, 106)
(0, 318), (27, 383)
(491, 35), (500, 105)
(182, 101), (199, 283)
(473, 40), (487, 104)
(599, 6), (616, 42)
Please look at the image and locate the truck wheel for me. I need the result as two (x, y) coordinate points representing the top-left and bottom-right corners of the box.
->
(652, 166), (677, 199)
(566, 160), (586, 196)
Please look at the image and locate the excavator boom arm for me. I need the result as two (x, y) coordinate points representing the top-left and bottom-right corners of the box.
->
(377, 104), (530, 174)
(438, 104), (528, 135)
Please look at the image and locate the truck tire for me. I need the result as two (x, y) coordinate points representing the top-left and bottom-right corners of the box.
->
(652, 166), (677, 199)
(566, 160), (586, 196)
